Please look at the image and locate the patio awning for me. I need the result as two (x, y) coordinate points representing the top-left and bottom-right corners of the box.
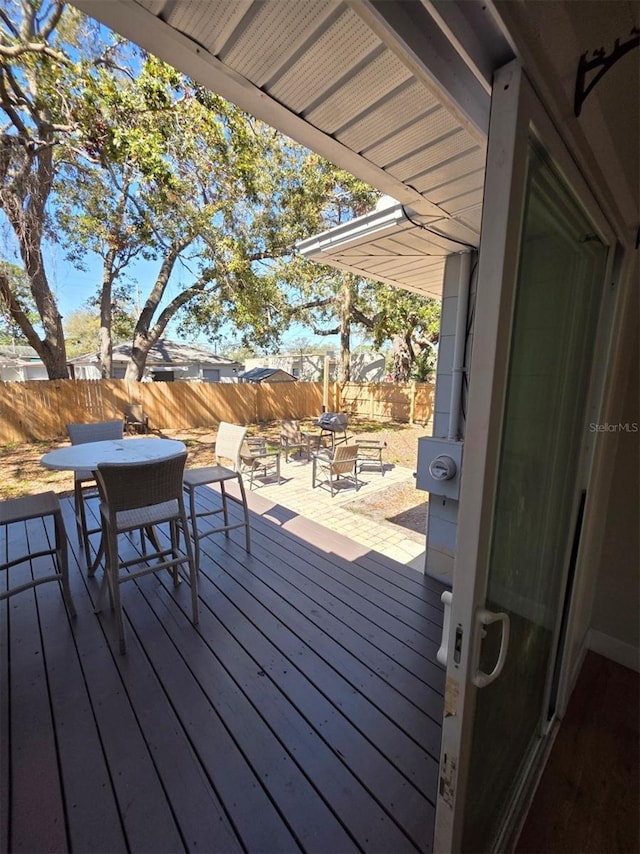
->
(297, 196), (473, 298)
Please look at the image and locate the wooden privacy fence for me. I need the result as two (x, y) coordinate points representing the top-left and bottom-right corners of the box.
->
(337, 381), (434, 426)
(0, 379), (434, 442)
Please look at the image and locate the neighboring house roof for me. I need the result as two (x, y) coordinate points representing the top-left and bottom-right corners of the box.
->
(0, 345), (42, 365)
(69, 339), (241, 369)
(245, 352), (385, 382)
(0, 345), (49, 381)
(239, 367), (297, 383)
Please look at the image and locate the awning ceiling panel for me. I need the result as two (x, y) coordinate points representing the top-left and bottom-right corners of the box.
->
(297, 203), (453, 298)
(77, 0), (494, 219)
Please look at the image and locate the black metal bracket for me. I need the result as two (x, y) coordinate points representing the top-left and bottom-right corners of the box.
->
(574, 27), (640, 117)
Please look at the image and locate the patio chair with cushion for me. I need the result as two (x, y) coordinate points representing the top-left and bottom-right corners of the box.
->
(124, 403), (149, 434)
(66, 419), (124, 571)
(311, 443), (360, 497)
(0, 491), (75, 616)
(240, 436), (281, 489)
(280, 419), (320, 462)
(94, 452), (198, 654)
(183, 421), (251, 569)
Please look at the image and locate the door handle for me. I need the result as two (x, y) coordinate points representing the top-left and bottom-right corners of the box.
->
(436, 590), (453, 667)
(472, 608), (510, 688)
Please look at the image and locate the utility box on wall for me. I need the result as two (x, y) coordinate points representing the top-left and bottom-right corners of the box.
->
(416, 437), (464, 500)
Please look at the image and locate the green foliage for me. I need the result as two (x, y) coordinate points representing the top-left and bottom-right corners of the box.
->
(63, 310), (99, 356)
(0, 261), (40, 342)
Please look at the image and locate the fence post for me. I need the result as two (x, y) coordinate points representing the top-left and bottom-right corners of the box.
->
(323, 353), (330, 411)
(409, 382), (416, 425)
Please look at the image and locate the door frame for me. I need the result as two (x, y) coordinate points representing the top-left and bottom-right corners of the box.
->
(434, 58), (616, 852)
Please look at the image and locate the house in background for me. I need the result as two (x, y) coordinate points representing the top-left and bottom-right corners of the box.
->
(69, 339), (242, 382)
(238, 366), (297, 383)
(244, 351), (385, 382)
(0, 345), (48, 381)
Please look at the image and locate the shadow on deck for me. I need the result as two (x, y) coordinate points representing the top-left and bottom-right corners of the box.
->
(1, 487), (445, 853)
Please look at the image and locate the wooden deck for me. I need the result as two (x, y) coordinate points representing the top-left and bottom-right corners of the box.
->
(1, 486), (445, 853)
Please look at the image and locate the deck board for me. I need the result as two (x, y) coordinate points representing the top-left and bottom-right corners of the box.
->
(1, 490), (445, 853)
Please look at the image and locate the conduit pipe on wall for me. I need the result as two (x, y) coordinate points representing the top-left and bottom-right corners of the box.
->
(448, 251), (472, 441)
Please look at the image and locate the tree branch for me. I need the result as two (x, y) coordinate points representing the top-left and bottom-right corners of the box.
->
(287, 296), (335, 315)
(350, 305), (375, 329)
(0, 272), (44, 353)
(0, 9), (19, 37)
(0, 74), (30, 137)
(41, 0), (64, 41)
(310, 324), (340, 336)
(0, 41), (70, 62)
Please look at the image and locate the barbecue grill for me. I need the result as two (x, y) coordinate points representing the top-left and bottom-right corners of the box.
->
(316, 412), (348, 450)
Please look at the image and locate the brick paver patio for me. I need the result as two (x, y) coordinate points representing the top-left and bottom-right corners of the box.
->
(244, 450), (427, 570)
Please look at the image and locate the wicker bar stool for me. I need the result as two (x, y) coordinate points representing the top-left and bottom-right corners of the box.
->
(0, 491), (75, 616)
(183, 422), (251, 569)
(94, 452), (198, 654)
(66, 419), (124, 572)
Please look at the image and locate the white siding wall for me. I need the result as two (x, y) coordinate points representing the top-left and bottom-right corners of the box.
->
(423, 252), (476, 585)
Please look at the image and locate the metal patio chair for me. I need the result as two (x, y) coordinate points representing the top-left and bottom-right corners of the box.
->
(240, 436), (282, 489)
(94, 452), (198, 654)
(66, 419), (124, 571)
(355, 432), (388, 475)
(124, 403), (149, 434)
(311, 443), (360, 496)
(280, 419), (321, 462)
(183, 422), (251, 568)
(0, 491), (75, 616)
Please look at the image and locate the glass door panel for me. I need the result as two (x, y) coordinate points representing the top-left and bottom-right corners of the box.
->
(462, 142), (608, 851)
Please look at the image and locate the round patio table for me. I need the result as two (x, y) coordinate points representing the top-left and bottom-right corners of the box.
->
(41, 437), (186, 472)
(41, 437), (187, 574)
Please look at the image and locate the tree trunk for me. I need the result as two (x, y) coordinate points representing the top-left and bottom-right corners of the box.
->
(123, 240), (192, 380)
(392, 334), (411, 382)
(28, 259), (68, 379)
(0, 136), (68, 379)
(99, 253), (116, 378)
(338, 277), (352, 383)
(125, 331), (153, 381)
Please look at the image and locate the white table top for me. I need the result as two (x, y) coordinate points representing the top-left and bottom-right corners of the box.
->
(41, 438), (187, 472)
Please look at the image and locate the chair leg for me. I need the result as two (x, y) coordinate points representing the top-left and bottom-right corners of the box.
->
(220, 482), (230, 535)
(187, 485), (201, 572)
(236, 474), (252, 554)
(74, 480), (91, 555)
(112, 572), (126, 655)
(75, 480), (102, 575)
(179, 512), (199, 625)
(169, 520), (180, 586)
(104, 527), (126, 653)
(53, 505), (75, 617)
